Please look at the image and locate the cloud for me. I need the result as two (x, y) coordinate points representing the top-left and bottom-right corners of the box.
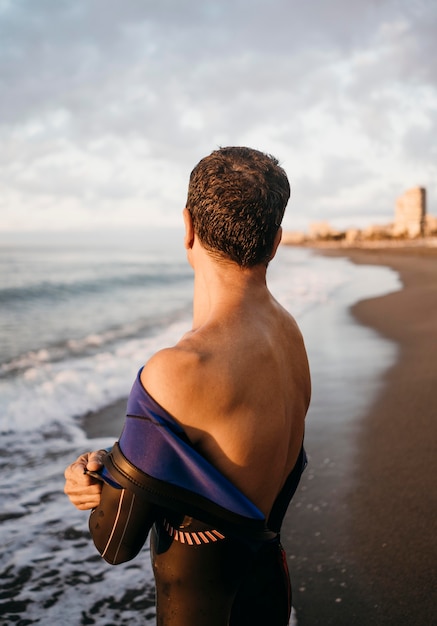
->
(1, 0), (436, 232)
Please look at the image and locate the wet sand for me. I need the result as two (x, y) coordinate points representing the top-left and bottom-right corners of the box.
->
(284, 246), (437, 625)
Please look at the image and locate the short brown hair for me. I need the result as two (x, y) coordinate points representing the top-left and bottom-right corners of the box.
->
(186, 147), (290, 267)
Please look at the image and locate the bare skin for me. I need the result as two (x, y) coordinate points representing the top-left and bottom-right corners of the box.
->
(64, 210), (311, 517)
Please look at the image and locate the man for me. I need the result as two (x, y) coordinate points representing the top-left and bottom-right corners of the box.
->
(64, 147), (311, 625)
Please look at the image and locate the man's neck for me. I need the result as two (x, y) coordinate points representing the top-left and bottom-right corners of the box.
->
(191, 247), (269, 329)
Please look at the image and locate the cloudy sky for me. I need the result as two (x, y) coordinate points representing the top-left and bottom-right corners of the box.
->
(1, 0), (436, 234)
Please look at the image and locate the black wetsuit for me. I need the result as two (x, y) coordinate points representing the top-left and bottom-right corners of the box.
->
(151, 440), (306, 626)
(89, 370), (307, 626)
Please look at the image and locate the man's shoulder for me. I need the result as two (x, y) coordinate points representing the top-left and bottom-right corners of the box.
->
(141, 342), (201, 381)
(140, 342), (204, 420)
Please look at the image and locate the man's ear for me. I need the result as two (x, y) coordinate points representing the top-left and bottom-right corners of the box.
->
(183, 208), (195, 249)
(270, 227), (282, 261)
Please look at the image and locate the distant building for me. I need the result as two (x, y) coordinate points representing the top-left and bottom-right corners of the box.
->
(281, 231), (307, 245)
(425, 213), (437, 236)
(308, 221), (343, 240)
(344, 228), (361, 243)
(361, 223), (393, 240)
(281, 185), (435, 245)
(393, 187), (426, 238)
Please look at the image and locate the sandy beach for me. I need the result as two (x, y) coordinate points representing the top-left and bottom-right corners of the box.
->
(81, 245), (437, 626)
(284, 245), (437, 626)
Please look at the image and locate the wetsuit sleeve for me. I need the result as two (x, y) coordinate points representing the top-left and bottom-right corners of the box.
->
(89, 480), (157, 565)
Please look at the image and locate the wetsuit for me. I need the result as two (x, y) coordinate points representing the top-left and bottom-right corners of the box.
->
(151, 445), (306, 626)
(89, 369), (307, 626)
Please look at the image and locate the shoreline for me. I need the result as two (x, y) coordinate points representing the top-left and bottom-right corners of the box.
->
(288, 245), (437, 625)
(329, 246), (436, 624)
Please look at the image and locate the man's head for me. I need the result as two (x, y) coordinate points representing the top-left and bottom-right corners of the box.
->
(186, 147), (290, 267)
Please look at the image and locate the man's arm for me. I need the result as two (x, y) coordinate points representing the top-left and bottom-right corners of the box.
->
(64, 449), (107, 510)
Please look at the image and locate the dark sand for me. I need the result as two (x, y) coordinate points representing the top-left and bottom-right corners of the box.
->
(284, 246), (437, 626)
(82, 246), (437, 625)
(83, 398), (128, 439)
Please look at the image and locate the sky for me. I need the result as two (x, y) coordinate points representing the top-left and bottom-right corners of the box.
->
(1, 0), (436, 235)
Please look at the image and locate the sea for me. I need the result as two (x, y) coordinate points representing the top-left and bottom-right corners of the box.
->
(0, 229), (401, 625)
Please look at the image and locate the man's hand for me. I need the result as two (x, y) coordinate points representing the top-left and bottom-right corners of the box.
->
(64, 450), (107, 510)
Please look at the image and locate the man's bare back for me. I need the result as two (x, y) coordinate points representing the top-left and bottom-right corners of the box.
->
(141, 223), (310, 516)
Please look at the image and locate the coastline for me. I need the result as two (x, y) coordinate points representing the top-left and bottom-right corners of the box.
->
(287, 244), (437, 625)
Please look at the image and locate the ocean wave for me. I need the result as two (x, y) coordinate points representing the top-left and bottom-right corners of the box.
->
(0, 317), (190, 434)
(0, 308), (188, 377)
(0, 267), (192, 305)
(0, 427), (157, 625)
